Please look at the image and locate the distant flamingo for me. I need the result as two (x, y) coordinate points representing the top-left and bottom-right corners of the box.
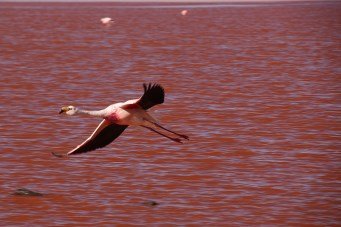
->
(181, 10), (188, 16)
(53, 83), (189, 157)
(101, 17), (114, 25)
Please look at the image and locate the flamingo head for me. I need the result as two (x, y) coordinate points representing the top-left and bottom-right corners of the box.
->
(59, 106), (78, 115)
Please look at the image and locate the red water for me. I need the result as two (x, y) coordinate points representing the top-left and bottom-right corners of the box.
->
(0, 1), (340, 226)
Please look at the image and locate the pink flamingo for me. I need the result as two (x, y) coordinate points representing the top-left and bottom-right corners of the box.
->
(181, 10), (188, 16)
(100, 17), (114, 25)
(52, 83), (189, 157)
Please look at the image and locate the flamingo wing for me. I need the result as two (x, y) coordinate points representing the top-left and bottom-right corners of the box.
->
(137, 83), (165, 110)
(67, 119), (128, 155)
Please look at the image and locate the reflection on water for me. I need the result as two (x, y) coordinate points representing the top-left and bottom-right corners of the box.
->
(0, 1), (340, 226)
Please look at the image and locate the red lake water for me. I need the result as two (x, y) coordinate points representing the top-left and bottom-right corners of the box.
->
(0, 1), (340, 226)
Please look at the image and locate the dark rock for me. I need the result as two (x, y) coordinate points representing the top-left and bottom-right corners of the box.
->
(13, 188), (43, 197)
(142, 200), (159, 207)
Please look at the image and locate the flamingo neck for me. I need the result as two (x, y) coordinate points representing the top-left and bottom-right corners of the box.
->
(77, 109), (107, 117)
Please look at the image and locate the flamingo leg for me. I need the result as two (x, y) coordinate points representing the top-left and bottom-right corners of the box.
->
(142, 126), (183, 144)
(153, 122), (189, 140)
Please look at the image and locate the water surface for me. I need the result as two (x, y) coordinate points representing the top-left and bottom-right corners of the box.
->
(0, 1), (340, 226)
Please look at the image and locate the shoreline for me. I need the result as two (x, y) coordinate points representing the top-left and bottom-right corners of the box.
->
(1, 0), (340, 2)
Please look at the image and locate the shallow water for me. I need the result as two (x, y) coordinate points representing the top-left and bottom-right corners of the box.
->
(0, 1), (340, 226)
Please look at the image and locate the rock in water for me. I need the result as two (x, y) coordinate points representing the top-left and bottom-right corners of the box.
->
(13, 188), (43, 196)
(142, 200), (159, 207)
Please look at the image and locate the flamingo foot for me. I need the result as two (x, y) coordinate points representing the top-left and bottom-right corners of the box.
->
(180, 134), (189, 140)
(172, 138), (183, 144)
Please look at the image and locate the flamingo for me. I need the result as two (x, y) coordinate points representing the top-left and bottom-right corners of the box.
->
(101, 17), (114, 25)
(181, 10), (188, 16)
(52, 83), (189, 157)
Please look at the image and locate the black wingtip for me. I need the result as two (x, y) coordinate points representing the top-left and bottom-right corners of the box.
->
(139, 83), (165, 110)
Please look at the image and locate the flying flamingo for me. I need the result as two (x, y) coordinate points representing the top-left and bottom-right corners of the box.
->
(181, 10), (188, 16)
(52, 83), (189, 157)
(101, 17), (114, 25)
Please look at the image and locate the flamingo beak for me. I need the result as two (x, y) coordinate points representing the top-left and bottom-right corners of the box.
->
(59, 107), (68, 114)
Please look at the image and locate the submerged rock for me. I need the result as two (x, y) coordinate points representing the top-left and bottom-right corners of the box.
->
(142, 200), (159, 207)
(13, 188), (43, 197)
